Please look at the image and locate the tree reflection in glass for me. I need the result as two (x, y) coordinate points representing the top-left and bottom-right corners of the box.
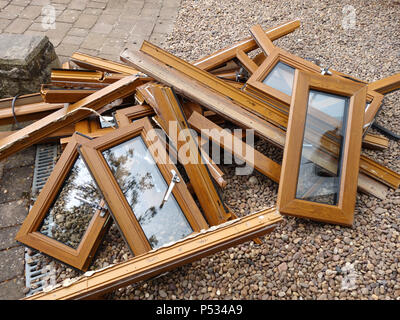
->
(39, 156), (102, 249)
(102, 136), (192, 249)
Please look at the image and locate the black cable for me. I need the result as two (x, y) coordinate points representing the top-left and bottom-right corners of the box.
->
(11, 94), (21, 129)
(371, 122), (400, 141)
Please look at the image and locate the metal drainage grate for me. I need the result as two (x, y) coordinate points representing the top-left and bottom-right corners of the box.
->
(25, 143), (59, 297)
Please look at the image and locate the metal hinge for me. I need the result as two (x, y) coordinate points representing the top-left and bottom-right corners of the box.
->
(320, 67), (332, 75)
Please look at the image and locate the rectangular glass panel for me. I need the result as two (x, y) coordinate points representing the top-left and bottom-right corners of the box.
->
(102, 136), (192, 249)
(39, 156), (102, 249)
(262, 61), (295, 96)
(296, 89), (349, 205)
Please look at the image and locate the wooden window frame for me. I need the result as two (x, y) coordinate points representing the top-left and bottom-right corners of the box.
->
(246, 47), (384, 129)
(277, 70), (367, 226)
(135, 83), (231, 226)
(78, 117), (209, 255)
(114, 105), (155, 127)
(15, 133), (111, 271)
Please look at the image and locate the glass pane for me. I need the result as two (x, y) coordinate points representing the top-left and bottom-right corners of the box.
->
(262, 61), (295, 96)
(102, 136), (192, 249)
(39, 156), (102, 249)
(296, 89), (349, 205)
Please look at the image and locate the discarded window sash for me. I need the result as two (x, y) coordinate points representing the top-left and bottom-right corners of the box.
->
(135, 83), (231, 225)
(245, 26), (388, 132)
(277, 70), (367, 226)
(41, 85), (98, 103)
(70, 52), (140, 75)
(368, 73), (400, 95)
(119, 45), (395, 199)
(15, 133), (111, 270)
(50, 69), (125, 88)
(78, 117), (209, 255)
(24, 208), (282, 300)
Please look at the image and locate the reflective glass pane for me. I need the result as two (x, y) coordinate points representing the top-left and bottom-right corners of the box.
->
(39, 156), (102, 249)
(296, 90), (349, 205)
(103, 136), (192, 249)
(262, 61), (295, 96)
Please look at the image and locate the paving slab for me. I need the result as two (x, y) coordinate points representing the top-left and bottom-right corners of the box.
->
(19, 5), (42, 20)
(0, 246), (25, 282)
(74, 13), (98, 29)
(0, 276), (25, 300)
(3, 146), (35, 170)
(0, 199), (29, 228)
(0, 165), (33, 204)
(0, 225), (20, 250)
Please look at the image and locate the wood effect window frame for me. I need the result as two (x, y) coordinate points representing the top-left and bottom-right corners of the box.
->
(78, 117), (209, 255)
(15, 133), (111, 271)
(277, 70), (367, 226)
(114, 104), (155, 127)
(114, 96), (228, 190)
(246, 47), (383, 129)
(135, 83), (232, 226)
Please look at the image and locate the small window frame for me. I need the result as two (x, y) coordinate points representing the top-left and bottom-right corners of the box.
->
(246, 47), (384, 129)
(114, 105), (155, 127)
(277, 70), (367, 226)
(78, 117), (209, 255)
(15, 133), (111, 271)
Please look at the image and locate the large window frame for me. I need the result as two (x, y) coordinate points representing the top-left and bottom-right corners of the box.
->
(78, 117), (209, 255)
(277, 70), (367, 226)
(15, 133), (111, 270)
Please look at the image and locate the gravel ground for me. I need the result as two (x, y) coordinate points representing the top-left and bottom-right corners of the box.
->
(34, 0), (399, 300)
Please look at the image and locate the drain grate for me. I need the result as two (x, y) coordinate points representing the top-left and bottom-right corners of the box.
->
(31, 144), (58, 198)
(25, 143), (59, 297)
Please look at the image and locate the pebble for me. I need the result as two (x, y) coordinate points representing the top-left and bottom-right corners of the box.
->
(159, 290), (167, 298)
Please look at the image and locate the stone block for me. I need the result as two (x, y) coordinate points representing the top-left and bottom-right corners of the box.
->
(0, 34), (60, 98)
